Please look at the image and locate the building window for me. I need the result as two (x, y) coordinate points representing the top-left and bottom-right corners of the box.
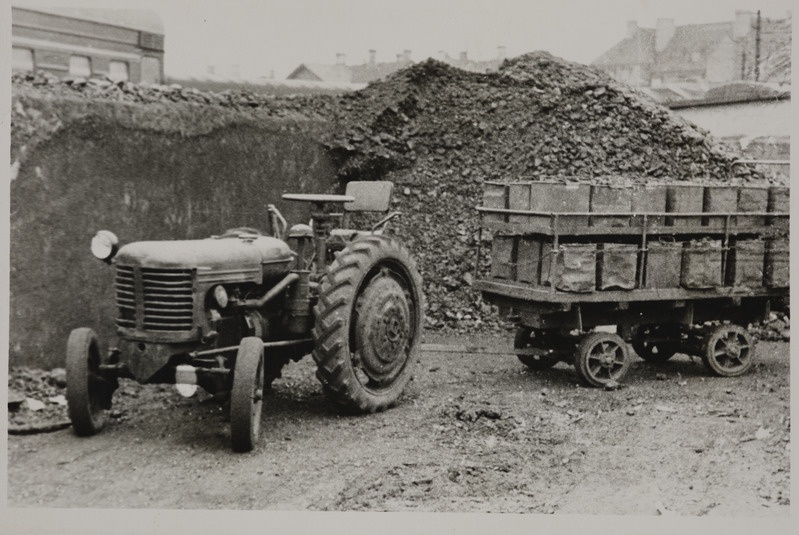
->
(109, 61), (129, 82)
(12, 47), (34, 72)
(69, 55), (92, 77)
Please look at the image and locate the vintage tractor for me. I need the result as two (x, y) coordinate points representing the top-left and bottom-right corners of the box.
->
(66, 181), (424, 452)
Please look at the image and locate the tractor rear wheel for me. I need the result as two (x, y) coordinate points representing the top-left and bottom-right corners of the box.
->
(313, 235), (423, 413)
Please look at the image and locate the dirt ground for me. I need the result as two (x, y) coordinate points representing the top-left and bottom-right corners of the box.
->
(6, 333), (791, 519)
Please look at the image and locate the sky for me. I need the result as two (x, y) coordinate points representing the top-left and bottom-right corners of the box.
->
(10, 0), (796, 79)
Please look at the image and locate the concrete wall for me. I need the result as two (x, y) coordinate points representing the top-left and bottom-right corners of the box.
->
(673, 99), (791, 140)
(9, 96), (336, 369)
(673, 98), (791, 181)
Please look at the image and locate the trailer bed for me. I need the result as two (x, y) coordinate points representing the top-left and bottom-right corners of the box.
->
(474, 180), (789, 387)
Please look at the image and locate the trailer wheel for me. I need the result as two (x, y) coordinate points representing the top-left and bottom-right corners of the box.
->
(702, 324), (755, 377)
(66, 328), (113, 436)
(632, 325), (679, 363)
(514, 327), (561, 370)
(313, 235), (423, 413)
(574, 332), (630, 387)
(230, 337), (265, 452)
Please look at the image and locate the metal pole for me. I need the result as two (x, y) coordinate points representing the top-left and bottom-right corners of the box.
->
(755, 10), (761, 81)
(189, 338), (314, 358)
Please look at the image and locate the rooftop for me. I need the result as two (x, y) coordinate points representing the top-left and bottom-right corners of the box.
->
(12, 5), (164, 34)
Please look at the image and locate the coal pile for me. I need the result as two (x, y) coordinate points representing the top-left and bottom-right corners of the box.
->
(323, 52), (767, 331)
(325, 52), (757, 182)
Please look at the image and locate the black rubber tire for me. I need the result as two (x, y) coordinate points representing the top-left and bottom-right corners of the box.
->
(230, 337), (265, 452)
(574, 332), (630, 387)
(66, 328), (109, 436)
(702, 324), (755, 377)
(631, 325), (679, 363)
(313, 235), (423, 413)
(514, 327), (561, 370)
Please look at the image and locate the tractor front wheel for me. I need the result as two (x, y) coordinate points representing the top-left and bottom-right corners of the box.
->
(66, 328), (114, 436)
(230, 337), (265, 452)
(313, 235), (423, 413)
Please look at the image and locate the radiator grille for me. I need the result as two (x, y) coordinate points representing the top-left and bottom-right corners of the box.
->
(115, 266), (136, 329)
(115, 266), (194, 332)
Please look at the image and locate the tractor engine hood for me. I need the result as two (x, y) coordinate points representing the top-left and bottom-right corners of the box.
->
(114, 235), (295, 284)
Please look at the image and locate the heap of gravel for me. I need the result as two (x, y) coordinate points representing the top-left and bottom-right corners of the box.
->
(13, 52), (778, 333)
(321, 52), (769, 331)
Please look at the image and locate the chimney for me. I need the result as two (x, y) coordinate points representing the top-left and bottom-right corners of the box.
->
(368, 49), (376, 65)
(403, 49), (412, 62)
(655, 18), (675, 52)
(336, 53), (346, 65)
(438, 50), (447, 61)
(459, 51), (468, 62)
(627, 20), (638, 39)
(497, 45), (506, 59)
(396, 53), (403, 62)
(734, 10), (753, 39)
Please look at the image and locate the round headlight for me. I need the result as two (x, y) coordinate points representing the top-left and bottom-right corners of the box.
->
(90, 230), (119, 262)
(213, 285), (229, 308)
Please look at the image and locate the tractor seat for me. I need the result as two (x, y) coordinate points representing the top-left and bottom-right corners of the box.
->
(327, 181), (398, 246)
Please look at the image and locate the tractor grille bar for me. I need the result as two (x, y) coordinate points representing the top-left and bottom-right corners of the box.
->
(115, 266), (195, 332)
(115, 266), (136, 329)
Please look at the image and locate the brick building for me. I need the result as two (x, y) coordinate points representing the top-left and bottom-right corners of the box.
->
(11, 5), (165, 84)
(593, 11), (791, 88)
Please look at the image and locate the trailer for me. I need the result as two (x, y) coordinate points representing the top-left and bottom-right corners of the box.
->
(475, 180), (789, 387)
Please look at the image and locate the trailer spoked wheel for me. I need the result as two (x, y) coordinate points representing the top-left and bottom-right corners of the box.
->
(230, 337), (265, 452)
(574, 332), (630, 387)
(632, 324), (679, 363)
(514, 327), (562, 370)
(702, 324), (755, 377)
(313, 235), (423, 413)
(66, 328), (114, 436)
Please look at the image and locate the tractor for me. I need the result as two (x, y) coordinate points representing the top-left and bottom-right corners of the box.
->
(66, 181), (424, 452)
